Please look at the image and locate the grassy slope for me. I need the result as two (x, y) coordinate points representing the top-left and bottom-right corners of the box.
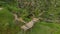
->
(0, 0), (60, 34)
(0, 8), (60, 34)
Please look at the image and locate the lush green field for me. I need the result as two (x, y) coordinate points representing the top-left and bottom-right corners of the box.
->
(0, 0), (60, 34)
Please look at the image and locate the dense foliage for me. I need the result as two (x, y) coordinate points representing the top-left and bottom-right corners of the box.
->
(0, 0), (60, 34)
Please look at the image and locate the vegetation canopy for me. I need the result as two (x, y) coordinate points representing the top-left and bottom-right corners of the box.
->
(0, 0), (60, 34)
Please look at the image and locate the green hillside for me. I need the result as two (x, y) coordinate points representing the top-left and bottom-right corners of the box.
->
(0, 0), (60, 34)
